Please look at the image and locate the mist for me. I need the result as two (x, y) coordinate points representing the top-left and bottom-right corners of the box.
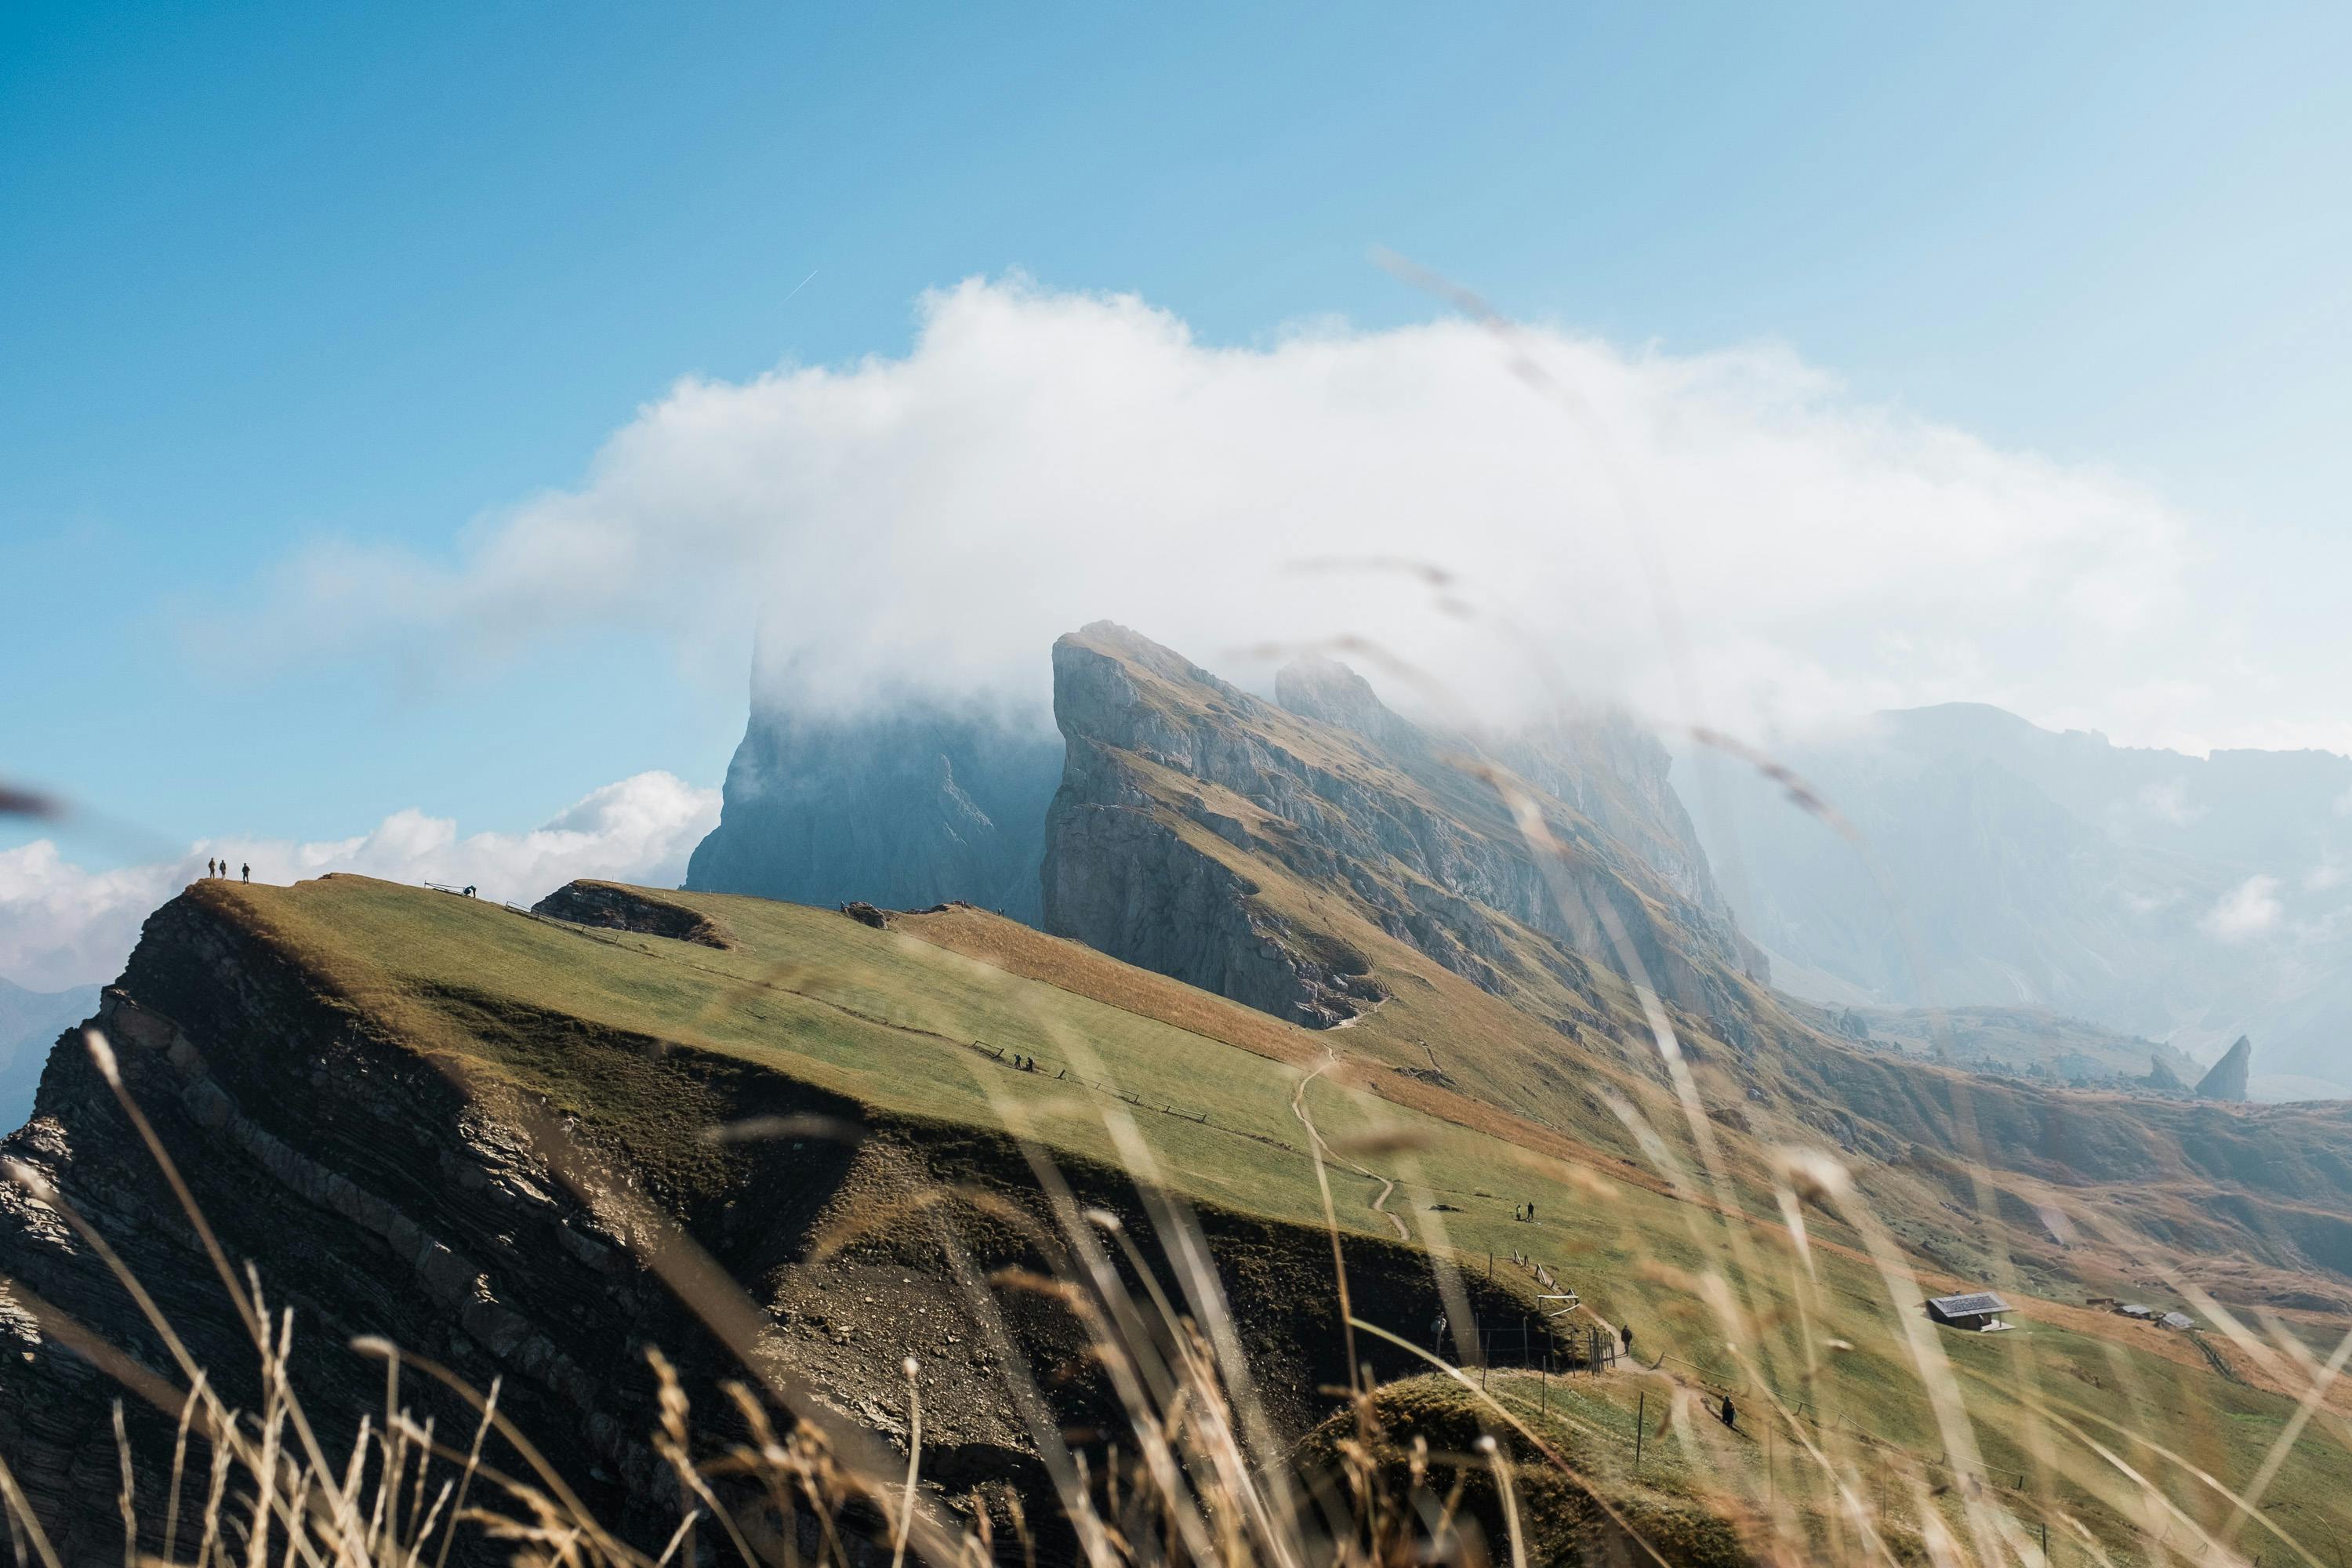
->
(228, 274), (2290, 754)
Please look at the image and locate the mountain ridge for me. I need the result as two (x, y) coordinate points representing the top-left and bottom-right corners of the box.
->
(1683, 702), (2352, 1096)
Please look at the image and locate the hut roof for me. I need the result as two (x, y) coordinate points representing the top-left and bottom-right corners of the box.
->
(1927, 1292), (2009, 1317)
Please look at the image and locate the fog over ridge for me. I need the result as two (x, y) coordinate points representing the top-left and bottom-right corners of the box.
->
(223, 275), (2317, 759)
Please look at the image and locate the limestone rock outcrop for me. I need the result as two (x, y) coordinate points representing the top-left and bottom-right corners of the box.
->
(2196, 1035), (2253, 1102)
(1039, 622), (1759, 1030)
(532, 880), (734, 947)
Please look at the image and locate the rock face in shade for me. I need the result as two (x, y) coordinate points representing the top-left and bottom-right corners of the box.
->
(685, 701), (1062, 923)
(2196, 1036), (2253, 1102)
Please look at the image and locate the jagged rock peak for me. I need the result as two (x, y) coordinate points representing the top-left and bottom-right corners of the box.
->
(1275, 655), (1425, 755)
(2194, 1036), (2252, 1102)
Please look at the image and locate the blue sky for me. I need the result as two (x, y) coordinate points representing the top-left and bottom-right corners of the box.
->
(4, 2), (2347, 900)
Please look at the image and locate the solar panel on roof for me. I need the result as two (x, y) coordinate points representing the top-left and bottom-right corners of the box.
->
(1927, 1293), (2008, 1316)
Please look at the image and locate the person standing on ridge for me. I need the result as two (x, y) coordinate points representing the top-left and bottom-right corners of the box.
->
(206, 858), (216, 878)
(241, 862), (250, 884)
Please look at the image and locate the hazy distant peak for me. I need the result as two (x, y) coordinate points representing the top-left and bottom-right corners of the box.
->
(1273, 655), (1424, 755)
(2194, 1035), (2253, 1101)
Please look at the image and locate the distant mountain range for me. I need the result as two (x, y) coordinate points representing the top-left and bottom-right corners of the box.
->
(1681, 703), (2352, 1098)
(0, 978), (100, 1130)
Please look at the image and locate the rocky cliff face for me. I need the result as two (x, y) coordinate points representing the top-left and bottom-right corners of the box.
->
(0, 883), (1508, 1559)
(686, 700), (1062, 923)
(1487, 711), (1766, 981)
(1040, 622), (1759, 1030)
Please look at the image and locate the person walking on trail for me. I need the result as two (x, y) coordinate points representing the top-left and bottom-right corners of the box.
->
(1719, 1396), (1737, 1431)
(1527, 1200), (1537, 1222)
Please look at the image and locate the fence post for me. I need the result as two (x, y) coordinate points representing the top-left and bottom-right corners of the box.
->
(1635, 1391), (1645, 1472)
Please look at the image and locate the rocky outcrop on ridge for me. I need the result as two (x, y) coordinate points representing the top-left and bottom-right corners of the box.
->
(532, 879), (734, 947)
(686, 699), (1062, 924)
(2197, 1035), (2253, 1101)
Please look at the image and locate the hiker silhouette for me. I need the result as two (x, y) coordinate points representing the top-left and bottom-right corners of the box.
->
(241, 863), (250, 883)
(206, 858), (216, 878)
(1720, 1396), (1737, 1430)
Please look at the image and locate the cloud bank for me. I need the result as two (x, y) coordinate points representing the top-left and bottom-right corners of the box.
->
(2201, 874), (2285, 942)
(0, 771), (717, 993)
(230, 276), (2270, 751)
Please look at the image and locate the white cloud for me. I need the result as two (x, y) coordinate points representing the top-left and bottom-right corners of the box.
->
(2200, 874), (2285, 943)
(0, 772), (717, 993)
(2132, 780), (2203, 828)
(223, 277), (2243, 746)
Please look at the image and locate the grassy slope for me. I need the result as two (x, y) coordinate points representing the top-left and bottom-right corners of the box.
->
(1065, 628), (2352, 1323)
(198, 873), (2352, 1562)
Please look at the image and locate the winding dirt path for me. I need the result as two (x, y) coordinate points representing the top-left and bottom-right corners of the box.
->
(1291, 1055), (1410, 1240)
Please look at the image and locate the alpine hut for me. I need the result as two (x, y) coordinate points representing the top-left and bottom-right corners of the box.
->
(1925, 1292), (2010, 1332)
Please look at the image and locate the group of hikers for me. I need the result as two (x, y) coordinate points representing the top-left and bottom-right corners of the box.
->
(1514, 1200), (1539, 1221)
(1007, 1053), (1059, 1076)
(203, 857), (249, 884)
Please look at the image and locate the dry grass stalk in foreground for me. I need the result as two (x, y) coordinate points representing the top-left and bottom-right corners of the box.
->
(5, 1000), (2345, 1568)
